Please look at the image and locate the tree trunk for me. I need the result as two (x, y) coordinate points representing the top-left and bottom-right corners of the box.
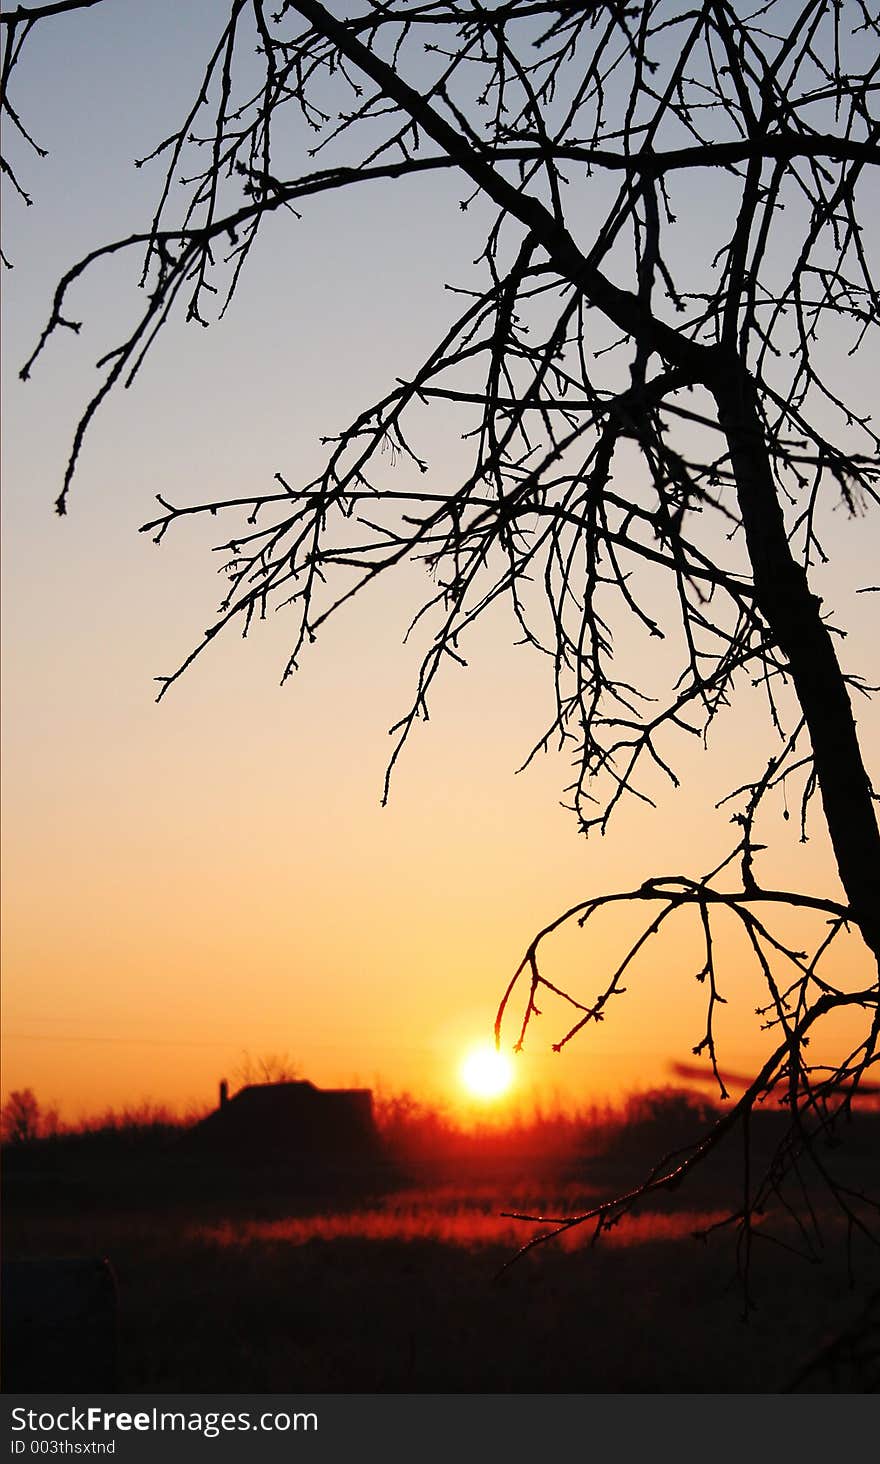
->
(715, 364), (880, 959)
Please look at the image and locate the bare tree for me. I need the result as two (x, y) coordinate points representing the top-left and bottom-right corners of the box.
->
(1, 1088), (43, 1144)
(3, 0), (879, 1288)
(234, 1052), (302, 1086)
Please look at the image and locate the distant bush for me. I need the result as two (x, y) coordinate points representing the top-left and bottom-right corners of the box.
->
(373, 1089), (620, 1180)
(0, 1093), (211, 1160)
(73, 1101), (199, 1136)
(374, 1092), (457, 1157)
(607, 1087), (722, 1163)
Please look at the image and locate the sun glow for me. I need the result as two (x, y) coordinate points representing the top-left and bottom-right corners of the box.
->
(459, 1043), (514, 1100)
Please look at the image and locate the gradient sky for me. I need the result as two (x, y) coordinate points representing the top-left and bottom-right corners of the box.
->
(2, 0), (877, 1122)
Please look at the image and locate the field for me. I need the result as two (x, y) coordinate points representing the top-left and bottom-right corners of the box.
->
(3, 1095), (879, 1393)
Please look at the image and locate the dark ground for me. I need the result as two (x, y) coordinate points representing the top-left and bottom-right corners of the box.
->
(3, 1109), (879, 1393)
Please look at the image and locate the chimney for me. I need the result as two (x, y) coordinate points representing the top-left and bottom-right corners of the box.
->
(219, 1079), (228, 1110)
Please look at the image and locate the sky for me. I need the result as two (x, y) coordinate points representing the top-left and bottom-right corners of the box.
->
(2, 0), (878, 1123)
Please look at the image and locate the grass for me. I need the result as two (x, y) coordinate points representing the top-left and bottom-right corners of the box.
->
(7, 1195), (877, 1392)
(3, 1089), (879, 1392)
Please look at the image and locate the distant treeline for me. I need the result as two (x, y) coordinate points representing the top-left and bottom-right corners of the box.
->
(4, 1083), (877, 1170)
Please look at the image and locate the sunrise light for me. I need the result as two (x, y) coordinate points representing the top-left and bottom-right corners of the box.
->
(459, 1043), (515, 1101)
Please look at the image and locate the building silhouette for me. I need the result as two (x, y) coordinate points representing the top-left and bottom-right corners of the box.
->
(191, 1079), (378, 1164)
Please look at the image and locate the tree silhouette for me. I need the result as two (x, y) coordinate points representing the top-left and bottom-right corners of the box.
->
(1, 1089), (43, 1145)
(3, 0), (878, 1285)
(234, 1052), (302, 1086)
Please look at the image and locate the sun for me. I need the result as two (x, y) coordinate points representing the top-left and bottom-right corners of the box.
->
(459, 1043), (514, 1100)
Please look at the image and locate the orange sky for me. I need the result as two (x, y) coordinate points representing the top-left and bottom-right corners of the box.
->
(2, 2), (877, 1124)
